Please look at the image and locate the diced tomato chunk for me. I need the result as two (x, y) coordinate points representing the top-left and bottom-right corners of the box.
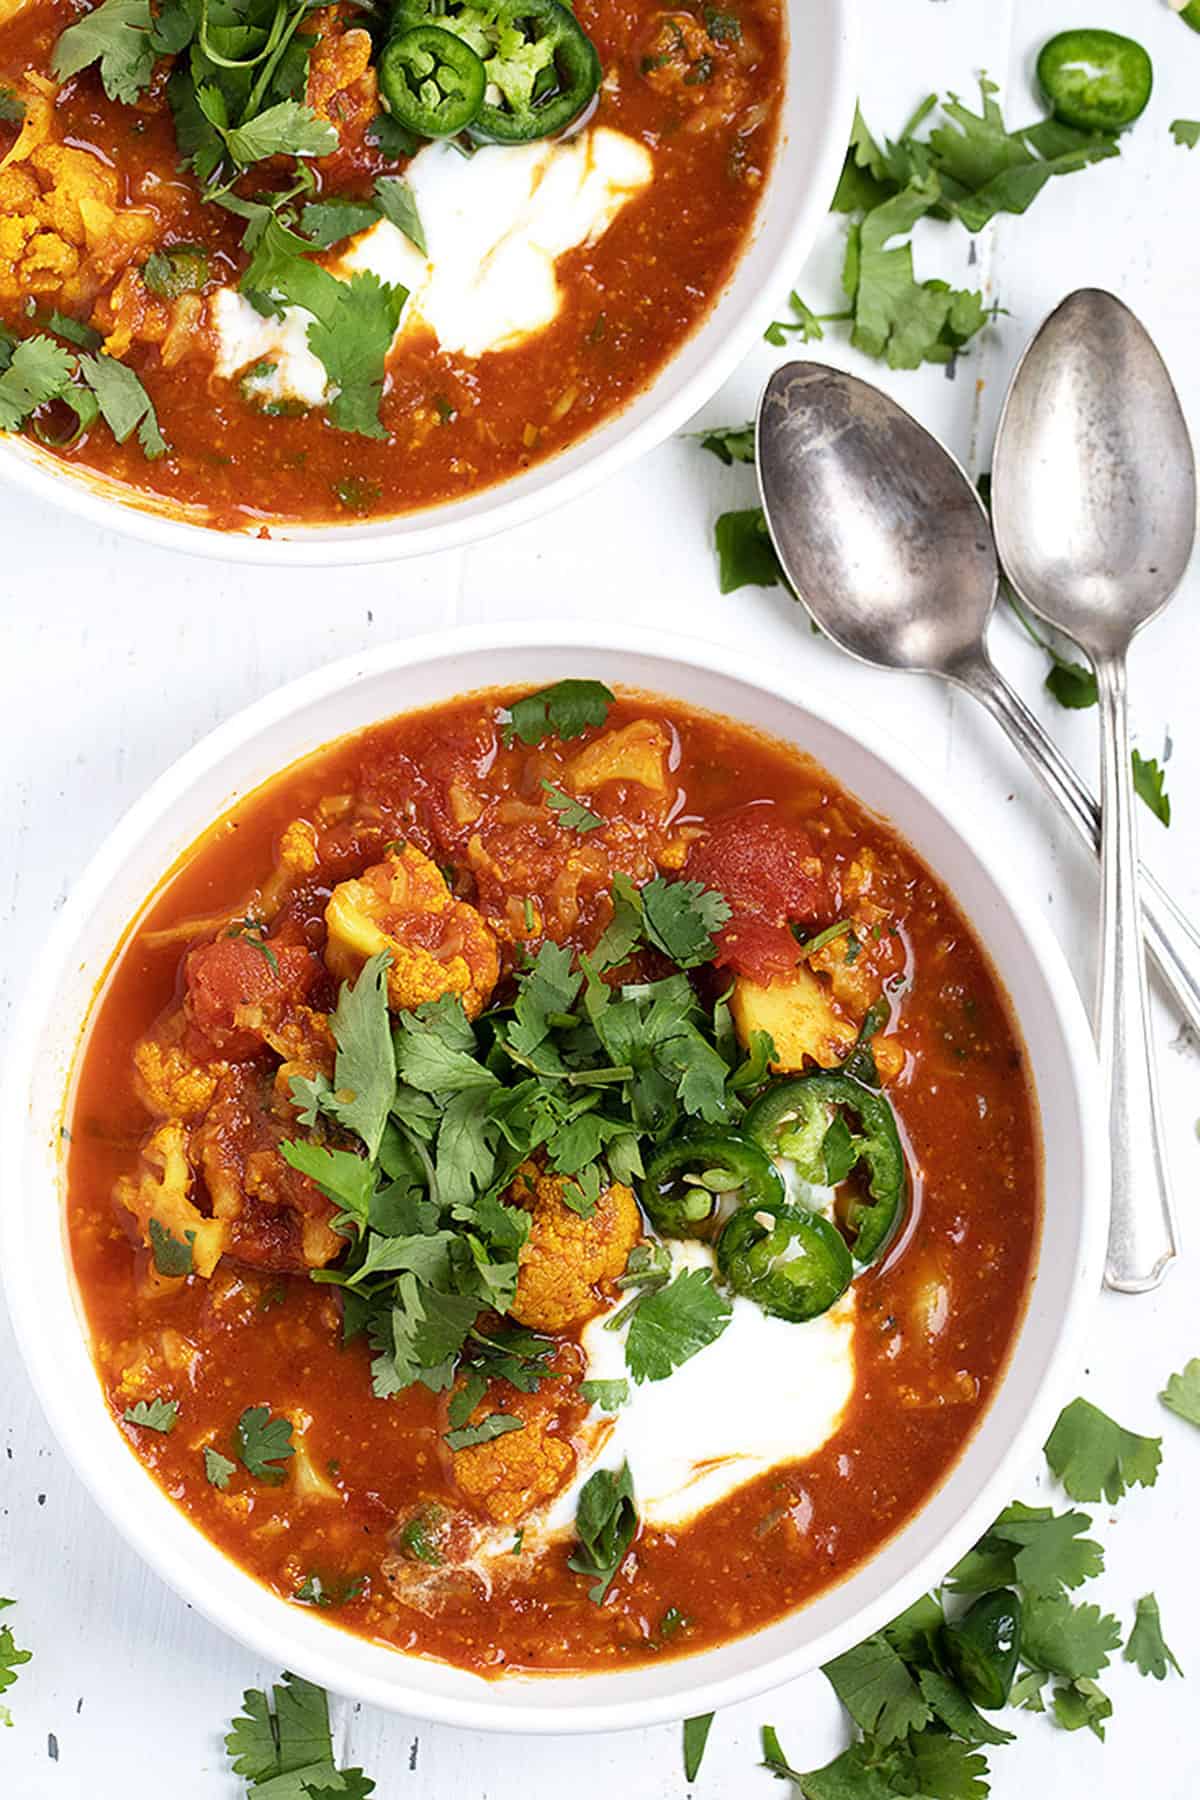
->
(685, 804), (832, 981)
(185, 936), (320, 1056)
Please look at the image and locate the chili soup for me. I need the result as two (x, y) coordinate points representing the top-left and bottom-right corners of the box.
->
(65, 680), (1040, 1675)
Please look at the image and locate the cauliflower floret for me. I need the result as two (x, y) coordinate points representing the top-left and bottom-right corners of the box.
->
(507, 1162), (642, 1332)
(115, 1121), (228, 1279)
(729, 965), (856, 1072)
(324, 843), (499, 1019)
(0, 92), (161, 305)
(566, 720), (671, 796)
(305, 3), (378, 149)
(450, 1382), (577, 1525)
(133, 1016), (225, 1120)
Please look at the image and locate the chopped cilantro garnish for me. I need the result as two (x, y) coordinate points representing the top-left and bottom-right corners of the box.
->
(1044, 1396), (1161, 1503)
(1171, 119), (1200, 149)
(579, 1378), (629, 1411)
(623, 1266), (731, 1383)
(502, 678), (615, 747)
(683, 1712), (714, 1781)
(203, 1446), (237, 1490)
(0, 84), (24, 124)
(52, 0), (158, 105)
(444, 1412), (524, 1452)
(294, 1573), (364, 1609)
(567, 1460), (637, 1602)
(1131, 750), (1171, 827)
(77, 352), (167, 459)
(226, 1671), (375, 1796)
(1159, 1357), (1200, 1426)
(0, 335), (74, 433)
(0, 1600), (31, 1728)
(714, 507), (785, 594)
(123, 1396), (179, 1433)
(692, 422), (755, 464)
(541, 780), (605, 834)
(235, 1405), (295, 1484)
(148, 1215), (195, 1276)
(1124, 1593), (1182, 1681)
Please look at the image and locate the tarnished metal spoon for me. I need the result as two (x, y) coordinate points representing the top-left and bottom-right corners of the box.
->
(756, 357), (1198, 1289)
(756, 361), (1200, 1036)
(991, 290), (1194, 1293)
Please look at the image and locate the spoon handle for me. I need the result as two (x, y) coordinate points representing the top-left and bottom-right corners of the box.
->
(1092, 656), (1178, 1291)
(958, 657), (1200, 1038)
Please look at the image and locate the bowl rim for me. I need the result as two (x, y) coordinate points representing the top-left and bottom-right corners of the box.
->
(0, 620), (1107, 1733)
(0, 5), (856, 566)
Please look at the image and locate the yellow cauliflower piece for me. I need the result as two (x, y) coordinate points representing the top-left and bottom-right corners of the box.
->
(133, 1024), (223, 1120)
(729, 965), (855, 1072)
(507, 1162), (642, 1332)
(325, 844), (499, 1019)
(451, 1382), (576, 1524)
(115, 1121), (228, 1279)
(566, 719), (671, 795)
(0, 73), (54, 174)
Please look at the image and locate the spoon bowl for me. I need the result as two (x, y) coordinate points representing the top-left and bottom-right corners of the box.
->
(991, 289), (1196, 655)
(757, 363), (997, 676)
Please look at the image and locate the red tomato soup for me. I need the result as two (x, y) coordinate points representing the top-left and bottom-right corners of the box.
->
(66, 686), (1040, 1674)
(0, 0), (783, 526)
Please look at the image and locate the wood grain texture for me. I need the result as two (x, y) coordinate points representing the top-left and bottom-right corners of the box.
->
(2, 0), (1199, 1792)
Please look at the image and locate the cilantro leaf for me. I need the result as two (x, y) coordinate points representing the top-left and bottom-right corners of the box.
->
(77, 352), (166, 459)
(1160, 1357), (1200, 1426)
(580, 1378), (628, 1410)
(280, 1139), (377, 1228)
(1021, 1593), (1122, 1681)
(0, 86), (24, 124)
(916, 1667), (1014, 1746)
(640, 877), (731, 968)
(123, 1396), (178, 1432)
(693, 422), (755, 465)
(148, 1215), (195, 1276)
(821, 1634), (932, 1744)
(299, 198), (382, 250)
(0, 335), (74, 432)
(223, 100), (338, 167)
(502, 678), (615, 747)
(714, 507), (784, 593)
(52, 0), (157, 104)
(324, 952), (395, 1157)
(305, 271), (408, 440)
(1045, 659), (1098, 709)
(1044, 1396), (1161, 1503)
(623, 1266), (731, 1383)
(1051, 1677), (1111, 1739)
(764, 292), (845, 347)
(1124, 1592), (1182, 1680)
(1172, 119), (1200, 149)
(845, 173), (988, 370)
(374, 174), (426, 254)
(949, 1501), (1104, 1598)
(904, 1730), (990, 1799)
(367, 111), (423, 157)
(0, 1602), (31, 1720)
(1131, 750), (1171, 827)
(444, 1412), (524, 1452)
(567, 1460), (637, 1602)
(225, 1671), (361, 1796)
(683, 1713), (714, 1782)
(541, 780), (605, 834)
(203, 1445), (237, 1489)
(235, 1405), (295, 1484)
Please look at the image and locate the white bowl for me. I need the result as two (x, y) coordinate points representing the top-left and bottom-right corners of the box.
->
(0, 5), (855, 564)
(1, 623), (1106, 1733)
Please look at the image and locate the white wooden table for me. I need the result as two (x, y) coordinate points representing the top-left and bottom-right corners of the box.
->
(3, 0), (1200, 1792)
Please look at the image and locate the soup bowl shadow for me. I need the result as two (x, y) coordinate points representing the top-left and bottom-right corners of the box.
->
(0, 622), (1106, 1732)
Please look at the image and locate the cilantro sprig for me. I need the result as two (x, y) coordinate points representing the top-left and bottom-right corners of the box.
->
(226, 1671), (374, 1796)
(0, 1600), (32, 1729)
(567, 1461), (637, 1602)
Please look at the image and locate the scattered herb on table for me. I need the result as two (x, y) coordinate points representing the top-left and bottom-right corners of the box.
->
(683, 1711), (715, 1780)
(1160, 1357), (1200, 1426)
(1171, 119), (1200, 148)
(1131, 751), (1171, 827)
(753, 1392), (1172, 1793)
(0, 1599), (32, 1729)
(226, 1670), (375, 1795)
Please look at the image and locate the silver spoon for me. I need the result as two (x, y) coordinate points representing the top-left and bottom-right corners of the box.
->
(991, 290), (1194, 1293)
(756, 357), (1198, 1288)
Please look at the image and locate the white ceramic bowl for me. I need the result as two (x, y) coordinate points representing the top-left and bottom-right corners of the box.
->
(1, 624), (1106, 1733)
(0, 6), (854, 564)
